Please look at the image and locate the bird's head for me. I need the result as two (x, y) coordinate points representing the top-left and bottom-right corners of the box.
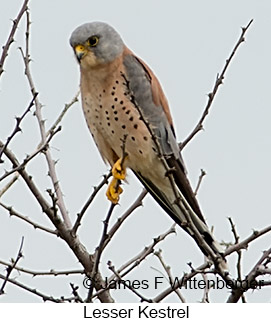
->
(70, 21), (124, 68)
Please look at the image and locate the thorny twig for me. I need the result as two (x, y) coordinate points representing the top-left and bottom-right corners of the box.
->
(0, 273), (62, 302)
(227, 247), (271, 303)
(225, 225), (271, 256)
(45, 90), (80, 138)
(228, 217), (246, 302)
(0, 173), (19, 198)
(194, 169), (206, 196)
(101, 188), (148, 252)
(154, 249), (186, 302)
(86, 203), (117, 302)
(92, 225), (175, 300)
(19, 10), (71, 228)
(0, 93), (37, 162)
(70, 283), (84, 303)
(153, 222), (271, 302)
(0, 0), (29, 78)
(180, 19), (254, 150)
(72, 171), (112, 234)
(107, 261), (152, 302)
(0, 202), (57, 235)
(0, 237), (24, 295)
(0, 260), (83, 277)
(1, 134), (114, 302)
(0, 126), (61, 183)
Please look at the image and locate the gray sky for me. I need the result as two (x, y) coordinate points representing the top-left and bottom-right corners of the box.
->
(0, 0), (270, 302)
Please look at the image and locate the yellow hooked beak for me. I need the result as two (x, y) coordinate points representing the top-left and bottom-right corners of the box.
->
(74, 44), (87, 61)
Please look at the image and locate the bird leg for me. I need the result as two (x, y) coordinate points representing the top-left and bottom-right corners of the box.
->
(106, 156), (127, 204)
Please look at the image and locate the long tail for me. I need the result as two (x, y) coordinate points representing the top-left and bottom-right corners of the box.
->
(133, 158), (226, 268)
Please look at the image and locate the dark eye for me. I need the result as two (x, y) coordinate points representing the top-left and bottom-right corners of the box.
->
(88, 36), (99, 47)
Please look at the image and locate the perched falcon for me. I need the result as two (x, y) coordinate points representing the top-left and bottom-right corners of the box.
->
(70, 22), (225, 263)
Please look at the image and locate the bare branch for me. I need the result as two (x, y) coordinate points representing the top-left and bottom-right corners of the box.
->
(0, 237), (24, 295)
(225, 225), (271, 256)
(154, 249), (186, 302)
(200, 272), (210, 303)
(0, 0), (29, 78)
(227, 247), (271, 303)
(93, 225), (176, 300)
(19, 10), (71, 228)
(0, 125), (61, 183)
(0, 202), (57, 235)
(0, 273), (61, 302)
(228, 217), (246, 302)
(180, 19), (254, 150)
(0, 173), (19, 198)
(153, 260), (212, 302)
(72, 172), (111, 234)
(0, 260), (83, 277)
(46, 90), (80, 138)
(2, 143), (114, 302)
(110, 225), (176, 280)
(102, 188), (148, 251)
(86, 203), (117, 302)
(194, 169), (206, 196)
(70, 283), (84, 303)
(107, 260), (152, 302)
(0, 93), (37, 162)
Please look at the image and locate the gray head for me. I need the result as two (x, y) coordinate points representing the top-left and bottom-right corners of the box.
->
(70, 22), (124, 65)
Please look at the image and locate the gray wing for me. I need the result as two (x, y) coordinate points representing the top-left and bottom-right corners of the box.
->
(122, 52), (205, 222)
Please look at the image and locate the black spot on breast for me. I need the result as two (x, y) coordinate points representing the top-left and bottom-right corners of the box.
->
(111, 105), (115, 109)
(115, 117), (118, 121)
(126, 110), (130, 115)
(113, 111), (118, 115)
(105, 111), (109, 115)
(106, 117), (110, 120)
(112, 130), (115, 134)
(107, 122), (111, 127)
(122, 125), (126, 129)
(122, 106), (126, 110)
(115, 80), (119, 84)
(120, 100), (124, 105)
(131, 136), (135, 141)
(134, 124), (138, 129)
(143, 136), (148, 141)
(111, 91), (115, 96)
(129, 116), (133, 122)
(99, 105), (103, 109)
(114, 97), (118, 102)
(139, 150), (143, 154)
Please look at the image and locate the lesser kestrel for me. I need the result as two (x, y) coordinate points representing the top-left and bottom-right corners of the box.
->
(70, 22), (225, 263)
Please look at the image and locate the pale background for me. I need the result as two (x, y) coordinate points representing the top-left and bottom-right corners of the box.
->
(0, 0), (270, 302)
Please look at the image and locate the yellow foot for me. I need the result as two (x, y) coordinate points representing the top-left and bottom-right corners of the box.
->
(112, 157), (127, 180)
(106, 178), (123, 204)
